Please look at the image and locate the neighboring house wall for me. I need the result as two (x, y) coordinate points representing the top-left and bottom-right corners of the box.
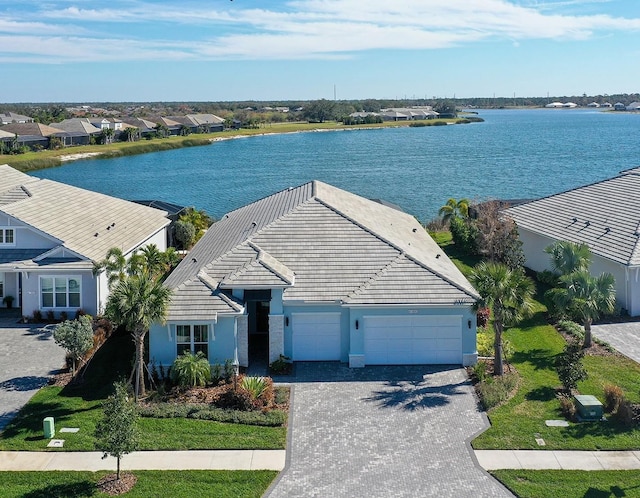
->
(518, 227), (634, 315)
(20, 269), (96, 317)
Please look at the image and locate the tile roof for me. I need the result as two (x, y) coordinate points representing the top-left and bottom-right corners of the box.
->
(50, 119), (102, 134)
(0, 123), (64, 137)
(165, 181), (477, 319)
(0, 164), (170, 262)
(506, 168), (640, 266)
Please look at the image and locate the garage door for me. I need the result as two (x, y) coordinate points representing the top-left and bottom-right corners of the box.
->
(292, 313), (342, 361)
(364, 315), (462, 365)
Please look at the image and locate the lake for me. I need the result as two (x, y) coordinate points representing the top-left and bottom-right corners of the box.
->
(32, 109), (640, 222)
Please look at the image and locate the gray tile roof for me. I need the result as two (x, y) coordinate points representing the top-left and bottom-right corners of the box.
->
(506, 168), (640, 266)
(165, 181), (478, 320)
(0, 123), (64, 137)
(0, 164), (170, 262)
(50, 119), (101, 134)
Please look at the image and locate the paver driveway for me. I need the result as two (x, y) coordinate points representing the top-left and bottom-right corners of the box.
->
(267, 363), (512, 497)
(592, 321), (640, 364)
(0, 317), (66, 430)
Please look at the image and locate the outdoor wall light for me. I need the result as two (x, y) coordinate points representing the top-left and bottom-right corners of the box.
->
(355, 319), (359, 330)
(468, 320), (472, 329)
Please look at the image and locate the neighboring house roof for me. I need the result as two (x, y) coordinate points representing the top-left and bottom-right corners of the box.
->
(0, 129), (16, 139)
(0, 112), (33, 124)
(627, 102), (640, 111)
(165, 181), (478, 320)
(50, 118), (102, 134)
(124, 118), (158, 131)
(0, 123), (64, 137)
(506, 168), (640, 266)
(0, 164), (170, 262)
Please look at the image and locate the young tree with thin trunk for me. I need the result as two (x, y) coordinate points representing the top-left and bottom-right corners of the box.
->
(94, 381), (139, 481)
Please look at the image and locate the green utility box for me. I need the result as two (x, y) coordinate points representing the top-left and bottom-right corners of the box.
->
(43, 417), (55, 439)
(574, 395), (603, 421)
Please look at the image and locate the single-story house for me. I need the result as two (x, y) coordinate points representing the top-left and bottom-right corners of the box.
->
(0, 165), (170, 317)
(150, 181), (479, 370)
(506, 167), (640, 316)
(626, 102), (640, 112)
(0, 112), (34, 125)
(50, 119), (102, 145)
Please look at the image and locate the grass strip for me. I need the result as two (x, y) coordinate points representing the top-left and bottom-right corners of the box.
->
(0, 470), (277, 498)
(492, 469), (640, 498)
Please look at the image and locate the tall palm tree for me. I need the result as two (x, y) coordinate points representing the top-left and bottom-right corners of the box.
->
(470, 261), (535, 375)
(438, 198), (469, 224)
(545, 240), (591, 275)
(547, 270), (615, 348)
(105, 273), (172, 400)
(139, 244), (165, 278)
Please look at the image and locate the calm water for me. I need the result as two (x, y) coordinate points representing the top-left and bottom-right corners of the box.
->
(33, 109), (639, 222)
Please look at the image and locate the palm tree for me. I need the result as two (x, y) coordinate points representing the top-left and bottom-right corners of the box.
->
(470, 261), (535, 375)
(438, 198), (469, 223)
(545, 241), (591, 275)
(93, 247), (128, 289)
(105, 273), (172, 400)
(139, 244), (165, 278)
(547, 270), (615, 348)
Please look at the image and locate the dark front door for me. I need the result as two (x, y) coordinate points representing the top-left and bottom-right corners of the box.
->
(245, 290), (271, 364)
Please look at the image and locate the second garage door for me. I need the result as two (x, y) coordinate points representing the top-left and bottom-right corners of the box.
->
(292, 313), (342, 361)
(364, 315), (462, 365)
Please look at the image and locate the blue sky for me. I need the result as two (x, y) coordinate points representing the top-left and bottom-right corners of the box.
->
(2, 0), (639, 102)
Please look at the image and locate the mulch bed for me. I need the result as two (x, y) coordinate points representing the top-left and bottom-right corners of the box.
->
(96, 473), (137, 496)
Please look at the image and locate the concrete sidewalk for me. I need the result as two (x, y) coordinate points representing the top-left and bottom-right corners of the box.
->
(0, 450), (286, 471)
(476, 450), (640, 471)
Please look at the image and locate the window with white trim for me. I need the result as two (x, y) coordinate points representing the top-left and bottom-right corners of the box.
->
(40, 277), (81, 308)
(176, 324), (209, 357)
(0, 228), (15, 245)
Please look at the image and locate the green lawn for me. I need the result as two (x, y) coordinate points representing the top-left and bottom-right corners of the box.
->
(492, 470), (640, 498)
(0, 470), (277, 498)
(0, 330), (286, 451)
(435, 231), (640, 450)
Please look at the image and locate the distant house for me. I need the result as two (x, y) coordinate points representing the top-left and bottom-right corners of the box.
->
(149, 181), (479, 370)
(626, 102), (640, 111)
(0, 165), (170, 317)
(0, 123), (64, 150)
(123, 118), (159, 138)
(545, 102), (564, 108)
(587, 102), (600, 108)
(506, 168), (640, 316)
(49, 118), (102, 146)
(380, 107), (438, 121)
(168, 114), (224, 133)
(0, 112), (34, 125)
(614, 102), (626, 111)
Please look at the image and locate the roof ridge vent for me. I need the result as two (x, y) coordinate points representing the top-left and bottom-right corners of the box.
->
(20, 185), (32, 197)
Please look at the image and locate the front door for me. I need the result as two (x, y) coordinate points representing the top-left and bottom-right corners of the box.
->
(245, 290), (272, 364)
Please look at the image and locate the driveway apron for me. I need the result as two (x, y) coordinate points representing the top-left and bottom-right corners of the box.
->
(0, 319), (66, 431)
(592, 322), (640, 364)
(267, 363), (512, 498)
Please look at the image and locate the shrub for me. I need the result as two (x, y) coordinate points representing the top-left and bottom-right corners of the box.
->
(557, 393), (576, 421)
(476, 307), (490, 328)
(603, 384), (625, 413)
(471, 361), (489, 382)
(211, 363), (224, 384)
(32, 309), (42, 323)
(53, 315), (95, 376)
(270, 354), (292, 375)
(138, 402), (286, 426)
(614, 400), (638, 428)
(476, 331), (493, 357)
(449, 217), (478, 254)
(555, 338), (588, 393)
(217, 386), (260, 411)
(476, 373), (518, 410)
(46, 310), (55, 322)
(242, 376), (269, 399)
(557, 320), (584, 340)
(537, 270), (559, 287)
(171, 351), (211, 387)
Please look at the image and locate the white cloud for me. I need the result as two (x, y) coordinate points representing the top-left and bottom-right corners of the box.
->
(1, 0), (639, 63)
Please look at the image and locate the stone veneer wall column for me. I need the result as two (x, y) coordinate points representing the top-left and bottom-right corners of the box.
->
(269, 314), (285, 364)
(237, 315), (249, 368)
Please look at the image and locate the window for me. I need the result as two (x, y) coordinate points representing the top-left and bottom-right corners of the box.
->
(0, 273), (3, 299)
(176, 324), (209, 357)
(41, 276), (81, 308)
(0, 228), (15, 245)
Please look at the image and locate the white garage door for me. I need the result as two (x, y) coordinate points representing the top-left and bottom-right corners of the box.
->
(364, 315), (462, 365)
(292, 313), (342, 361)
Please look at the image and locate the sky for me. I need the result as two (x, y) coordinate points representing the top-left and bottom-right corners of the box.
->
(2, 0), (640, 102)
